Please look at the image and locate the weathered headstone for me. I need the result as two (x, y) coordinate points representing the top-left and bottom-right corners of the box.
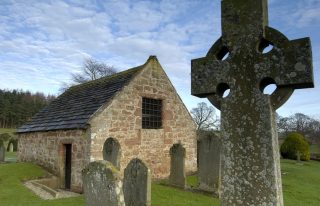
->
(103, 138), (121, 168)
(8, 142), (14, 152)
(82, 160), (125, 206)
(123, 158), (151, 206)
(191, 0), (314, 205)
(169, 143), (186, 188)
(0, 140), (5, 162)
(296, 151), (301, 163)
(198, 132), (221, 194)
(11, 139), (18, 152)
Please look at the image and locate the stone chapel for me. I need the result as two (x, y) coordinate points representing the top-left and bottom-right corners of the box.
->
(17, 56), (197, 192)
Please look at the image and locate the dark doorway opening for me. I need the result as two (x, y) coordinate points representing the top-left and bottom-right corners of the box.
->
(64, 144), (72, 190)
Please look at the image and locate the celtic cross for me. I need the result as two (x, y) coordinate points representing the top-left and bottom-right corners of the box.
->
(191, 0), (314, 205)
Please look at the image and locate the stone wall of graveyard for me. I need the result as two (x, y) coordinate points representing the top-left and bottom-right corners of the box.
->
(89, 57), (197, 179)
(17, 129), (90, 192)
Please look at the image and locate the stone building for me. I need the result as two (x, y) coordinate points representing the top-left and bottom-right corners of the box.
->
(17, 56), (197, 192)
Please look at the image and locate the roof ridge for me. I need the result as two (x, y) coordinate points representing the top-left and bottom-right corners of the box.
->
(67, 64), (144, 91)
(17, 62), (146, 133)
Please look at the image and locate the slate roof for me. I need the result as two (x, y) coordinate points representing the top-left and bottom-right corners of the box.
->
(17, 65), (144, 133)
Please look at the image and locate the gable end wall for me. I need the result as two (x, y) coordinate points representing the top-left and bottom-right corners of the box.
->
(89, 58), (197, 179)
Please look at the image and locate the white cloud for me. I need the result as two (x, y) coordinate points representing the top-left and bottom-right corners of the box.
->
(293, 6), (320, 27)
(101, 1), (162, 35)
(0, 0), (318, 117)
(269, 0), (320, 29)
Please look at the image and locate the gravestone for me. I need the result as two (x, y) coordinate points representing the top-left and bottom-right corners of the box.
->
(191, 0), (314, 205)
(11, 139), (18, 152)
(123, 158), (151, 206)
(296, 151), (301, 163)
(8, 142), (14, 152)
(82, 160), (125, 206)
(198, 132), (220, 194)
(169, 143), (186, 188)
(103, 138), (121, 168)
(0, 140), (5, 162)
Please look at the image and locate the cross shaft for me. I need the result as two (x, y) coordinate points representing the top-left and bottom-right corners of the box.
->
(191, 0), (314, 205)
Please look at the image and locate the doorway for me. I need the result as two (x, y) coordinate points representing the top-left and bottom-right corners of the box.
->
(64, 144), (72, 190)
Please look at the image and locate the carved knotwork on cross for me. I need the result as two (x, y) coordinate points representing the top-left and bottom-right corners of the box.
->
(191, 0), (314, 205)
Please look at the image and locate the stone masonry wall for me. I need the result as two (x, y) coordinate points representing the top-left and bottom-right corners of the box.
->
(18, 129), (90, 192)
(89, 57), (197, 179)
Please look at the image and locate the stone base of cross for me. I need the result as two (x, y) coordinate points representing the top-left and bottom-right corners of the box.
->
(191, 0), (314, 205)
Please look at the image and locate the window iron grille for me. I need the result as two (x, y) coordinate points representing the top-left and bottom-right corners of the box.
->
(142, 98), (162, 129)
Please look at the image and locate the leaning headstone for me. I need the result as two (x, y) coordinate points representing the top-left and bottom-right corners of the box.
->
(123, 158), (151, 206)
(191, 0), (314, 205)
(198, 132), (220, 194)
(169, 143), (186, 188)
(82, 160), (125, 206)
(0, 140), (5, 162)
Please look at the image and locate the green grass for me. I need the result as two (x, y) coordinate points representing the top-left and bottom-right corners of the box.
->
(186, 175), (199, 188)
(186, 160), (320, 205)
(0, 163), (84, 206)
(151, 184), (218, 206)
(0, 160), (320, 206)
(282, 159), (320, 205)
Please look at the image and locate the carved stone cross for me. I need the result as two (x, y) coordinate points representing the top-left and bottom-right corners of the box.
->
(191, 0), (314, 205)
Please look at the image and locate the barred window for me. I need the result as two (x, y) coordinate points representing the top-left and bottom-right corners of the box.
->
(142, 98), (162, 129)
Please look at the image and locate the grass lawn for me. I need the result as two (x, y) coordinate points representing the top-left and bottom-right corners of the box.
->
(281, 159), (320, 205)
(185, 159), (320, 206)
(151, 184), (218, 206)
(0, 159), (319, 206)
(0, 163), (84, 206)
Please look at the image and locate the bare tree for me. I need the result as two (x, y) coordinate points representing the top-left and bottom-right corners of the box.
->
(277, 113), (320, 145)
(307, 118), (320, 145)
(277, 116), (291, 136)
(73, 58), (117, 84)
(60, 58), (117, 92)
(291, 113), (312, 133)
(190, 102), (219, 131)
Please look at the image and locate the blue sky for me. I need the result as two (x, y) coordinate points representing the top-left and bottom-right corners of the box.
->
(0, 0), (319, 117)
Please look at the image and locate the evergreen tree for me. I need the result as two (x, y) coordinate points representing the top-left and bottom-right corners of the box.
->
(0, 89), (55, 128)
